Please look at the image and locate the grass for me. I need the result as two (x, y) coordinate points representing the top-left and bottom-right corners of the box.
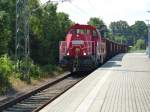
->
(129, 49), (146, 53)
(128, 46), (146, 53)
(0, 63), (64, 95)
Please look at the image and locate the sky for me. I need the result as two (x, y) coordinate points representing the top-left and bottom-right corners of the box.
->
(40, 0), (150, 26)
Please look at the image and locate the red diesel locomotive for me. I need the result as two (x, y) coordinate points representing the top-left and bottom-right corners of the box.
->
(59, 24), (127, 72)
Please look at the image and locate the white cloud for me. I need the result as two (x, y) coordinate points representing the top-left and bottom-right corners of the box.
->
(41, 0), (150, 26)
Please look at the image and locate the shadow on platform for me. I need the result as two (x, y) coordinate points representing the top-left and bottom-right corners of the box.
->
(102, 53), (125, 68)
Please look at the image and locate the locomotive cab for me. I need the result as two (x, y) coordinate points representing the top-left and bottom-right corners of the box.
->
(65, 28), (93, 57)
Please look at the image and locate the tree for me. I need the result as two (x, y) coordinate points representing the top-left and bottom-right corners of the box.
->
(109, 20), (133, 45)
(109, 20), (130, 36)
(57, 12), (72, 40)
(30, 4), (72, 65)
(29, 0), (45, 64)
(29, 0), (44, 39)
(114, 35), (127, 44)
(0, 0), (15, 56)
(87, 17), (107, 37)
(135, 39), (146, 50)
(130, 21), (148, 43)
(0, 11), (11, 55)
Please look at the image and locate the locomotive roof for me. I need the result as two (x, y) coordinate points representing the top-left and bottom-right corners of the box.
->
(70, 24), (96, 30)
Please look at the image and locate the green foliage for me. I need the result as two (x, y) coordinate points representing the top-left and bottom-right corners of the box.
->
(0, 72), (11, 94)
(0, 0), (16, 56)
(0, 0), (147, 93)
(1, 0), (72, 66)
(0, 55), (13, 94)
(0, 54), (13, 76)
(109, 20), (130, 45)
(113, 35), (127, 44)
(29, 3), (72, 65)
(129, 39), (146, 53)
(0, 11), (11, 55)
(0, 0), (68, 93)
(109, 21), (130, 36)
(135, 39), (146, 50)
(87, 17), (105, 29)
(30, 63), (42, 79)
(87, 17), (107, 37)
(57, 12), (72, 39)
(41, 64), (57, 76)
(130, 21), (148, 42)
(109, 20), (148, 46)
(15, 59), (42, 81)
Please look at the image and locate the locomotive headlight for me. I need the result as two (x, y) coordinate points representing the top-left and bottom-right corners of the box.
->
(67, 52), (69, 56)
(83, 52), (86, 56)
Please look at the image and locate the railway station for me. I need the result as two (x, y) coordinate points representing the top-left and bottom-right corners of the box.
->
(1, 0), (150, 112)
(40, 53), (150, 112)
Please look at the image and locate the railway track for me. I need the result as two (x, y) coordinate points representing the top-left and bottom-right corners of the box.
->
(0, 72), (86, 112)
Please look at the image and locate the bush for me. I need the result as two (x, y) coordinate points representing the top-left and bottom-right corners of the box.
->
(41, 64), (57, 75)
(0, 55), (13, 94)
(135, 39), (146, 50)
(30, 63), (42, 79)
(16, 59), (42, 81)
(0, 72), (11, 94)
(0, 54), (13, 76)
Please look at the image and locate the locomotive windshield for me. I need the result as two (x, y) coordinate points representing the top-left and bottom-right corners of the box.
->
(69, 29), (91, 35)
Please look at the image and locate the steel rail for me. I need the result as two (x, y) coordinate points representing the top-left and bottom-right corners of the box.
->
(0, 72), (71, 111)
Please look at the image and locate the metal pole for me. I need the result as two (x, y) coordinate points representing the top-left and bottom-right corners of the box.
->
(148, 24), (150, 58)
(147, 11), (150, 59)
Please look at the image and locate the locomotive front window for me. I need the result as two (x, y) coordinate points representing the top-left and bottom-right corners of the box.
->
(70, 29), (94, 35)
(77, 29), (87, 35)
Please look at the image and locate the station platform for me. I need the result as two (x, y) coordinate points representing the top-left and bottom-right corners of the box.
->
(40, 53), (150, 112)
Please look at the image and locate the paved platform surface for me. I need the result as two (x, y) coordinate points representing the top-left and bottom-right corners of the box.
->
(40, 53), (150, 112)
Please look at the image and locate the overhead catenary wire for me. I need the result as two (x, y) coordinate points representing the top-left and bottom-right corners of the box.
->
(68, 1), (91, 17)
(87, 0), (97, 11)
(32, 0), (70, 12)
(68, 0), (103, 23)
(58, 2), (86, 19)
(87, 0), (103, 19)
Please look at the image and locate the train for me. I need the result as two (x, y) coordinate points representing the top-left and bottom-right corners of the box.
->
(59, 24), (128, 72)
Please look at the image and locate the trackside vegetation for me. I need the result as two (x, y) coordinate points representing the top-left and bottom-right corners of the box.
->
(0, 0), (72, 94)
(0, 0), (148, 94)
